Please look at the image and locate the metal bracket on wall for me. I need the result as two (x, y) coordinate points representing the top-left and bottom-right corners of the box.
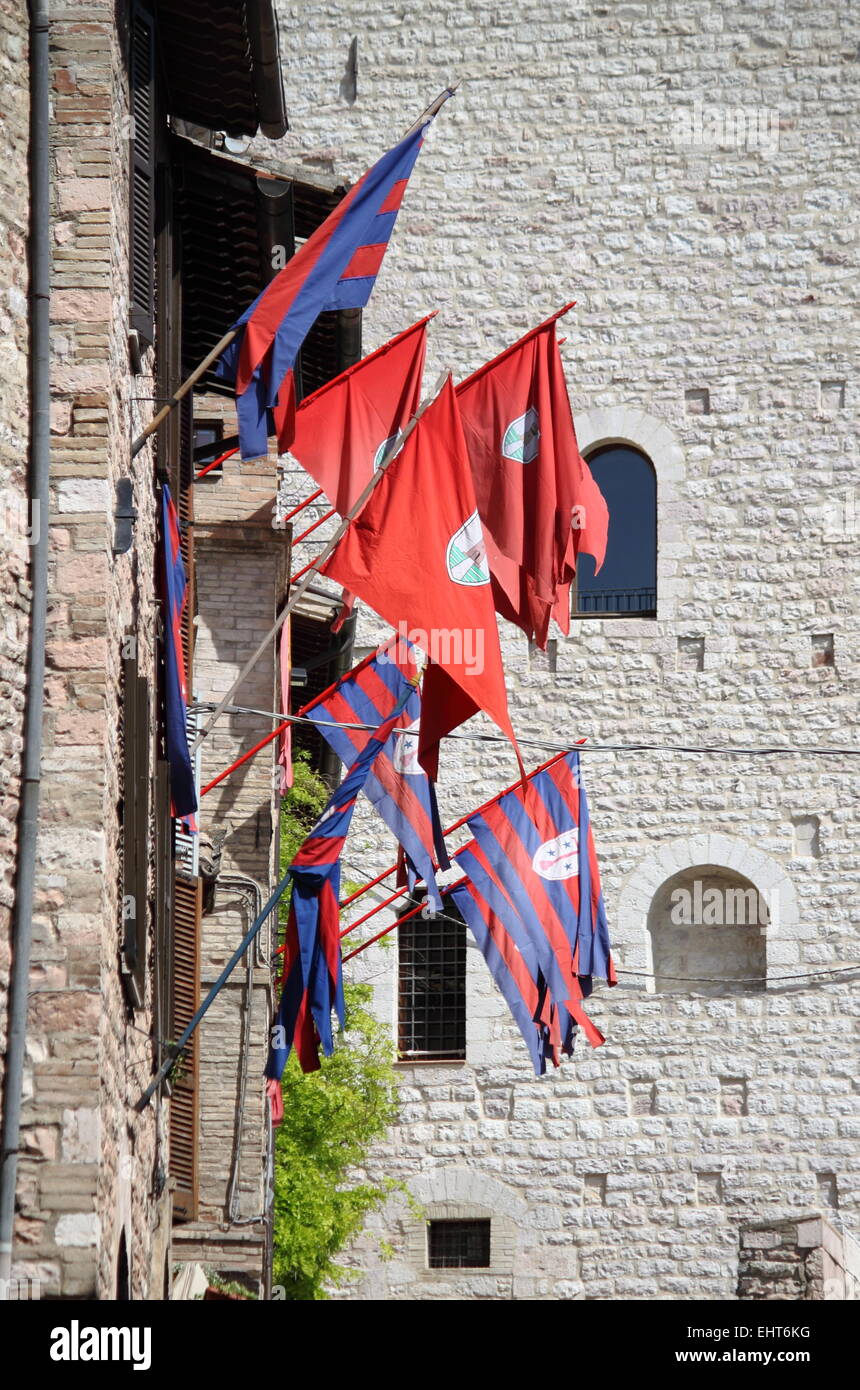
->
(113, 477), (138, 555)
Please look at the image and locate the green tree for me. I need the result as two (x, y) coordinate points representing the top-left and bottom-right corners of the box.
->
(272, 754), (399, 1300)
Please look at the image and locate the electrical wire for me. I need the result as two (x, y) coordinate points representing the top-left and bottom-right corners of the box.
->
(342, 905), (860, 985)
(188, 701), (860, 759)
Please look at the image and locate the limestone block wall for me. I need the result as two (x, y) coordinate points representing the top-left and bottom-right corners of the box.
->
(264, 0), (859, 1299)
(10, 1), (168, 1300)
(0, 0), (32, 1092)
(738, 1215), (860, 1300)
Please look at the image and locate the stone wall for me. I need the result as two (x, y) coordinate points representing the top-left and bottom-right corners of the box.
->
(738, 1215), (860, 1300)
(265, 0), (859, 1299)
(10, 1), (169, 1300)
(0, 0), (31, 1095)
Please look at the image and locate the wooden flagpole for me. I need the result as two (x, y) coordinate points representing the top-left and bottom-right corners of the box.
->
(190, 371), (448, 755)
(129, 90), (456, 463)
(131, 327), (238, 458)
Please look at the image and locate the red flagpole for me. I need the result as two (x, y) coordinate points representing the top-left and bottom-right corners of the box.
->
(338, 745), (578, 911)
(293, 507), (336, 544)
(196, 445), (238, 479)
(341, 876), (467, 962)
(283, 487), (324, 520)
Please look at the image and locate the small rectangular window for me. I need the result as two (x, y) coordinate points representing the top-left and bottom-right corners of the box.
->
(129, 2), (156, 346)
(428, 1220), (491, 1269)
(193, 421), (225, 478)
(398, 908), (466, 1062)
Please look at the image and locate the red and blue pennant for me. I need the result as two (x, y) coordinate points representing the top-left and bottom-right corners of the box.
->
(217, 100), (451, 461)
(266, 682), (417, 1076)
(452, 750), (615, 1071)
(303, 639), (449, 911)
(159, 485), (197, 822)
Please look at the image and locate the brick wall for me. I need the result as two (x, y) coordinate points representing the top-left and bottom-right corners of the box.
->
(171, 451), (286, 1292)
(262, 0), (859, 1299)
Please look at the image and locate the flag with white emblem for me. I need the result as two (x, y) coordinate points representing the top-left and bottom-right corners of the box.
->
(275, 316), (430, 514)
(302, 637), (449, 911)
(455, 749), (615, 1063)
(322, 375), (522, 779)
(455, 309), (609, 648)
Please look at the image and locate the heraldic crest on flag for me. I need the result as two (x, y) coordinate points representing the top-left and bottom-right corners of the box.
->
(449, 750), (615, 1074)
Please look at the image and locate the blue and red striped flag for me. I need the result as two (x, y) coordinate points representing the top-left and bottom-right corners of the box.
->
(160, 485), (197, 821)
(447, 872), (563, 1077)
(217, 97), (452, 461)
(266, 682), (417, 1077)
(302, 638), (448, 910)
(453, 750), (615, 1066)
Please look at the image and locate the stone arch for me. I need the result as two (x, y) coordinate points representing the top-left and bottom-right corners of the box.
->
(408, 1167), (529, 1223)
(615, 834), (799, 991)
(402, 1167), (530, 1278)
(648, 863), (768, 994)
(574, 405), (687, 622)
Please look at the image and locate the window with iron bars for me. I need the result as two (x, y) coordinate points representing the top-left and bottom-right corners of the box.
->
(397, 900), (466, 1062)
(428, 1219), (491, 1269)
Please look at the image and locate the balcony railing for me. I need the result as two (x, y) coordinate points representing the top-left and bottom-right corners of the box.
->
(575, 586), (657, 616)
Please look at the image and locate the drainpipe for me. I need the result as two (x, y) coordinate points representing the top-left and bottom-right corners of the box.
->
(246, 0), (288, 138)
(0, 0), (51, 1293)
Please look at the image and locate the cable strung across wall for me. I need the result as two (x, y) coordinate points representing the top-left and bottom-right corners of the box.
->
(189, 701), (860, 760)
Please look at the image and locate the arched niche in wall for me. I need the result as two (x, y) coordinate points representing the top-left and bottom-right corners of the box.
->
(647, 863), (768, 994)
(614, 833), (799, 992)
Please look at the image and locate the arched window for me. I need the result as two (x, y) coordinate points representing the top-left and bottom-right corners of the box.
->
(575, 444), (657, 616)
(647, 866), (768, 995)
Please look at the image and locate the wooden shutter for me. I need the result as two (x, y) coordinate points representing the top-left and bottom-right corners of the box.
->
(169, 873), (202, 1222)
(121, 651), (150, 1009)
(129, 2), (156, 344)
(177, 394), (195, 687)
(153, 760), (174, 1062)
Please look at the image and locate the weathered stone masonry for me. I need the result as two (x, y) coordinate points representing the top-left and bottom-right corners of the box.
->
(0, 1), (32, 1106)
(10, 1), (168, 1299)
(266, 0), (860, 1299)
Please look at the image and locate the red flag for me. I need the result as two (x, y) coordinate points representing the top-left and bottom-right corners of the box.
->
(274, 317), (430, 515)
(322, 377), (522, 778)
(455, 308), (608, 646)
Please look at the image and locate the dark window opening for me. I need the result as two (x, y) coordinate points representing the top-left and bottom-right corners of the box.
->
(574, 444), (657, 617)
(289, 609), (356, 783)
(428, 1220), (491, 1269)
(193, 419), (224, 477)
(398, 899), (466, 1062)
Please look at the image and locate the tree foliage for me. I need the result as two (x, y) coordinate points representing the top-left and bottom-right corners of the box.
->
(272, 753), (399, 1300)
